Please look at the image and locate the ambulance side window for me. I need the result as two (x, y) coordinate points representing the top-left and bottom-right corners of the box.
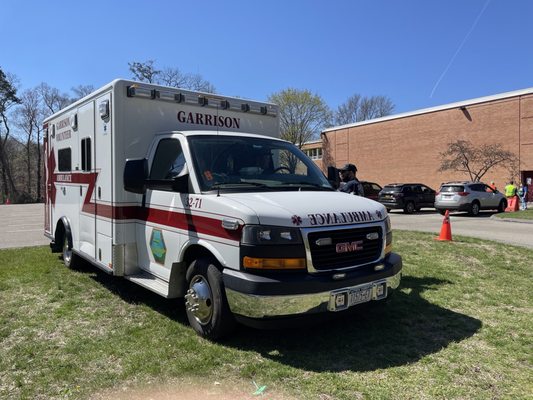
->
(81, 138), (92, 172)
(58, 148), (72, 172)
(150, 138), (185, 180)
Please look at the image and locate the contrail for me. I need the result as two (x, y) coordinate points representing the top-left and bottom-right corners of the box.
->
(430, 0), (491, 98)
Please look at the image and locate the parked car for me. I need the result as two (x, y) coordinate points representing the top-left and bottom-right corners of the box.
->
(361, 181), (383, 201)
(378, 183), (436, 213)
(434, 181), (507, 216)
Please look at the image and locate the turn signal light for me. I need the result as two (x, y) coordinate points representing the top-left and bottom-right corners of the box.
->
(458, 192), (469, 196)
(243, 256), (306, 270)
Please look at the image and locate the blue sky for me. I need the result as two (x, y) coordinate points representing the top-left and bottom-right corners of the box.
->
(2, 0), (532, 114)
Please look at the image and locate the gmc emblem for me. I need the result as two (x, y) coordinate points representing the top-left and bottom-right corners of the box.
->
(336, 240), (364, 253)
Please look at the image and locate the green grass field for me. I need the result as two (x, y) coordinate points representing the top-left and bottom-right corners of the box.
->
(494, 209), (533, 220)
(0, 231), (531, 399)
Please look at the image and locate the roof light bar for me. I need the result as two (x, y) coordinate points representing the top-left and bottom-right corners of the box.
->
(127, 86), (155, 99)
(125, 85), (277, 116)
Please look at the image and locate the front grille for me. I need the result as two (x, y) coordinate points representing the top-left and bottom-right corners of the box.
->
(307, 226), (383, 271)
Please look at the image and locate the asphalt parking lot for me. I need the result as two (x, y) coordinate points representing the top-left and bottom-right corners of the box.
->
(0, 203), (49, 249)
(0, 204), (531, 250)
(389, 208), (533, 249)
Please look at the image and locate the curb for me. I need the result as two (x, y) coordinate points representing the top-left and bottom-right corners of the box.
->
(489, 214), (533, 224)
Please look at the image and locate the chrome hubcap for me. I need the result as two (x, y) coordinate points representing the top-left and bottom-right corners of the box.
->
(185, 275), (213, 325)
(63, 238), (72, 265)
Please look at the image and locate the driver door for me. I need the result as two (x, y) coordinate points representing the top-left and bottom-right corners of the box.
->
(137, 136), (189, 280)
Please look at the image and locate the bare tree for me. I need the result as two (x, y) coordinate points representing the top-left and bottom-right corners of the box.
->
(128, 60), (160, 83)
(14, 87), (45, 200)
(71, 84), (95, 101)
(38, 83), (71, 115)
(129, 60), (216, 93)
(0, 68), (21, 202)
(335, 94), (394, 125)
(438, 139), (516, 182)
(268, 88), (331, 147)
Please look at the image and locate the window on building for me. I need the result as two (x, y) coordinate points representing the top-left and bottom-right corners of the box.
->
(81, 138), (92, 172)
(304, 148), (323, 160)
(58, 148), (71, 172)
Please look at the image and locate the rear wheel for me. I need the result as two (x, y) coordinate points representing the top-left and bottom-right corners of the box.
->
(469, 201), (480, 216)
(184, 258), (235, 340)
(61, 234), (77, 269)
(403, 201), (415, 214)
(437, 209), (447, 216)
(497, 199), (507, 213)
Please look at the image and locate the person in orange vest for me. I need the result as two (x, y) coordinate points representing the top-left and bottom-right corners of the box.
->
(489, 181), (497, 191)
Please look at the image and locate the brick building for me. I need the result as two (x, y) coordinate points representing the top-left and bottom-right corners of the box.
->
(318, 88), (533, 201)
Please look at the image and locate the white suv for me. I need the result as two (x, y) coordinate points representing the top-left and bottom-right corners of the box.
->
(434, 181), (507, 216)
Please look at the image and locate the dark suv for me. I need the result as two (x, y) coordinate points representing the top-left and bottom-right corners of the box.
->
(360, 181), (382, 201)
(378, 183), (436, 213)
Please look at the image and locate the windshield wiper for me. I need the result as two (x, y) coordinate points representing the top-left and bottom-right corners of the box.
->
(275, 182), (335, 191)
(211, 181), (268, 189)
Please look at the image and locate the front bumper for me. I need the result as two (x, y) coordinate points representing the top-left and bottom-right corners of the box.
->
(223, 252), (402, 319)
(378, 200), (404, 209)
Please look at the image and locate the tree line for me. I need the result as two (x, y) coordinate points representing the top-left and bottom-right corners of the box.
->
(1, 60), (515, 205)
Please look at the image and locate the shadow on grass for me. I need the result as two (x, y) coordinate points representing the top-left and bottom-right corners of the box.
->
(70, 257), (481, 372)
(223, 275), (481, 372)
(68, 256), (188, 325)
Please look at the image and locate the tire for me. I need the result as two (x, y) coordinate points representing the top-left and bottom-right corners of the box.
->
(386, 208), (391, 213)
(437, 209), (447, 216)
(403, 201), (415, 214)
(184, 258), (235, 340)
(469, 201), (480, 216)
(497, 199), (507, 213)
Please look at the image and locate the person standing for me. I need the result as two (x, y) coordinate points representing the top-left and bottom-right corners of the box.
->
(338, 163), (364, 196)
(518, 181), (528, 210)
(505, 180), (517, 198)
(489, 181), (497, 191)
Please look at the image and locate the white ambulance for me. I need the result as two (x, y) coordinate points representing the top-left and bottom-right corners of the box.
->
(44, 79), (402, 339)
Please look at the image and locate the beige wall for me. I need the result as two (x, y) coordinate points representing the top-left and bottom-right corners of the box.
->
(321, 94), (533, 190)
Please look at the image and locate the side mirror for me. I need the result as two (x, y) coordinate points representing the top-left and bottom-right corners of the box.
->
(124, 158), (148, 194)
(327, 165), (340, 189)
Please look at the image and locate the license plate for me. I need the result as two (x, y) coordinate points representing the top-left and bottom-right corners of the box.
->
(329, 281), (387, 312)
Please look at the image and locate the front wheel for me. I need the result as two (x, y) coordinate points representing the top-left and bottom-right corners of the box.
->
(184, 258), (235, 340)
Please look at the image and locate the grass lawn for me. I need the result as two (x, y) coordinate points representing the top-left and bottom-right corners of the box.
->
(494, 209), (533, 220)
(0, 231), (532, 399)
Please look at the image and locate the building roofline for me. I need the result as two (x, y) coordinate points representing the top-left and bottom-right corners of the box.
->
(322, 86), (533, 133)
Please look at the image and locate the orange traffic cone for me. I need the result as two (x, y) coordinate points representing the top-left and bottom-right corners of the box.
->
(505, 196), (519, 212)
(435, 210), (452, 241)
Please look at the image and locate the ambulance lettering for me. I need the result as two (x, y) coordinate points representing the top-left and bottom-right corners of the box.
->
(308, 211), (376, 226)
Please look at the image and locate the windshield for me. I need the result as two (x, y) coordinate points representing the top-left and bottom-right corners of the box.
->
(187, 135), (332, 192)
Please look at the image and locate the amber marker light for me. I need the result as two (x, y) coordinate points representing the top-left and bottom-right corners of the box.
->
(243, 256), (306, 270)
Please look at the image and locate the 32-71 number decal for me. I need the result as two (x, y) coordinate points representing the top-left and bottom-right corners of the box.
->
(185, 197), (202, 209)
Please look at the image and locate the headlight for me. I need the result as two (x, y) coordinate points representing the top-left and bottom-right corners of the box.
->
(385, 216), (393, 255)
(241, 225), (303, 245)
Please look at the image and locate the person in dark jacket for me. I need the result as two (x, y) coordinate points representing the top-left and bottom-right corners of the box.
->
(338, 163), (364, 196)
